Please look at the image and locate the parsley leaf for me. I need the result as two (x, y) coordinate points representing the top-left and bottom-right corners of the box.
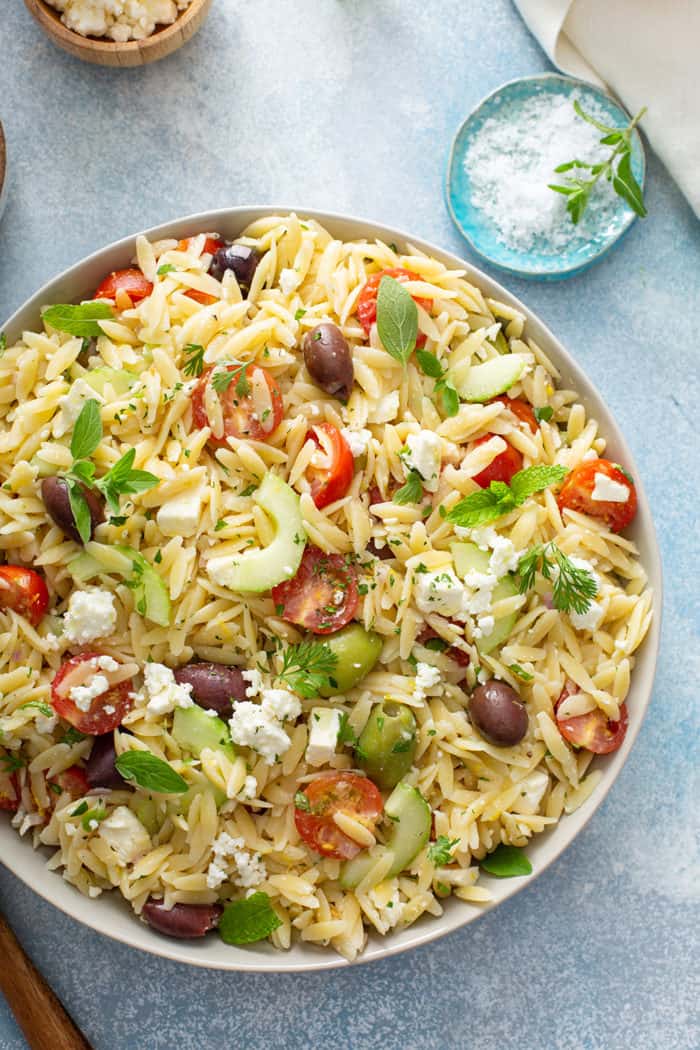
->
(157, 263), (176, 276)
(509, 663), (534, 683)
(219, 892), (282, 945)
(277, 640), (338, 698)
(182, 344), (205, 378)
(480, 844), (532, 878)
(534, 406), (553, 423)
(394, 469), (424, 505)
(114, 751), (188, 794)
(517, 542), (598, 615)
(42, 302), (115, 338)
(61, 727), (86, 746)
(294, 790), (311, 812)
(428, 835), (460, 866)
(212, 361), (250, 396)
(376, 276), (418, 366)
(446, 465), (568, 529)
(70, 399), (103, 460)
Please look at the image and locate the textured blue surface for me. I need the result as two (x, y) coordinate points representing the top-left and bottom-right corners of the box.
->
(0, 2), (698, 1049)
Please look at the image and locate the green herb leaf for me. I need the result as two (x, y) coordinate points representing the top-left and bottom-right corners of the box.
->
(509, 663), (534, 683)
(19, 701), (53, 717)
(0, 753), (25, 772)
(436, 379), (460, 417)
(114, 751), (188, 794)
(81, 805), (107, 831)
(337, 712), (359, 747)
(157, 263), (176, 276)
(67, 480), (93, 545)
(61, 727), (86, 745)
(294, 308), (306, 321)
(212, 361), (250, 396)
(71, 801), (89, 816)
(446, 486), (510, 528)
(393, 469), (424, 506)
(278, 640), (338, 699)
(446, 465), (566, 529)
(480, 844), (532, 878)
(428, 835), (460, 866)
(376, 276), (418, 366)
(517, 542), (598, 616)
(182, 344), (205, 378)
(534, 406), (553, 423)
(415, 349), (444, 378)
(509, 464), (568, 504)
(239, 483), (258, 498)
(70, 399), (103, 460)
(95, 449), (159, 513)
(219, 892), (282, 945)
(294, 790), (311, 812)
(42, 302), (115, 339)
(0, 332), (6, 353)
(612, 150), (648, 218)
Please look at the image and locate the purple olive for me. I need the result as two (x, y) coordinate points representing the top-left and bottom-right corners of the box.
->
(367, 540), (394, 561)
(86, 734), (129, 790)
(41, 476), (105, 544)
(302, 323), (354, 402)
(173, 663), (247, 719)
(141, 899), (223, 939)
(469, 679), (528, 747)
(209, 244), (260, 293)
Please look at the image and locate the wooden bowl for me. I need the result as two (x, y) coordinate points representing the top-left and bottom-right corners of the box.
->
(23, 0), (213, 67)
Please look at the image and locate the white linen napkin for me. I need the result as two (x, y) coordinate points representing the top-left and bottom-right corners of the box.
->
(513, 0), (700, 217)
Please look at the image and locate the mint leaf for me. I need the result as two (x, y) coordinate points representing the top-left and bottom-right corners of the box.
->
(480, 844), (532, 878)
(67, 480), (93, 544)
(415, 349), (444, 379)
(446, 486), (508, 528)
(509, 465), (568, 505)
(436, 379), (459, 418)
(393, 469), (423, 505)
(114, 751), (188, 794)
(70, 399), (103, 460)
(157, 264), (176, 276)
(42, 302), (114, 338)
(534, 406), (553, 423)
(294, 790), (311, 812)
(96, 449), (158, 513)
(376, 276), (418, 366)
(219, 892), (282, 945)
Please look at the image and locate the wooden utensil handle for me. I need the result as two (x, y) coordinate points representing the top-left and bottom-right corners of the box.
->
(0, 913), (92, 1050)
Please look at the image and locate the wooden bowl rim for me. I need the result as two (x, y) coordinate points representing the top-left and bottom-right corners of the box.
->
(25, 0), (209, 54)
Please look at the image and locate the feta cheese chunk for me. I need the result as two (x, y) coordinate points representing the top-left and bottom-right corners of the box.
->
(402, 431), (442, 492)
(591, 472), (630, 503)
(414, 570), (468, 620)
(98, 806), (150, 865)
(156, 486), (203, 538)
(340, 427), (372, 458)
(414, 662), (442, 703)
(53, 378), (103, 439)
(63, 588), (117, 646)
(367, 391), (400, 424)
(279, 268), (301, 296)
(261, 688), (301, 723)
(141, 662), (193, 715)
(306, 708), (343, 767)
(512, 770), (549, 815)
(70, 673), (110, 712)
(206, 831), (267, 890)
(228, 701), (292, 765)
(241, 668), (263, 698)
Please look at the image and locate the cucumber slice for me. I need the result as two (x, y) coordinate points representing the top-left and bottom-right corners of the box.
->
(340, 782), (431, 890)
(179, 783), (227, 813)
(448, 353), (527, 403)
(134, 798), (161, 836)
(67, 541), (171, 627)
(83, 367), (138, 397)
(318, 624), (383, 696)
(207, 473), (306, 594)
(452, 540), (490, 577)
(451, 541), (519, 655)
(68, 551), (105, 583)
(172, 706), (235, 763)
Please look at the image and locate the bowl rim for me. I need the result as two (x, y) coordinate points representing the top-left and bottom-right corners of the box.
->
(445, 72), (647, 279)
(24, 0), (210, 53)
(0, 205), (662, 972)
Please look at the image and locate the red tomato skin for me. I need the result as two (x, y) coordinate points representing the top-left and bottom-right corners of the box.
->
(50, 765), (90, 799)
(493, 396), (538, 434)
(94, 268), (153, 305)
(178, 236), (225, 256)
(51, 653), (134, 735)
(305, 424), (355, 509)
(191, 365), (284, 447)
(471, 434), (524, 488)
(555, 684), (629, 755)
(0, 771), (20, 812)
(185, 289), (218, 306)
(416, 626), (470, 668)
(356, 268), (432, 337)
(294, 772), (383, 859)
(0, 566), (49, 627)
(557, 458), (637, 533)
(271, 545), (359, 634)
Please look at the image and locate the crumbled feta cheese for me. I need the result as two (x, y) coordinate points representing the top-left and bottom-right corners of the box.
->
(570, 600), (606, 633)
(206, 832), (266, 890)
(414, 662), (442, 703)
(228, 701), (292, 765)
(367, 391), (400, 424)
(156, 486), (203, 538)
(240, 775), (258, 800)
(401, 431), (442, 492)
(260, 688), (301, 723)
(53, 378), (103, 439)
(140, 663), (193, 716)
(98, 806), (150, 865)
(306, 708), (342, 767)
(241, 668), (263, 698)
(459, 527), (522, 576)
(512, 770), (549, 815)
(279, 268), (301, 296)
(591, 472), (630, 503)
(45, 0), (191, 43)
(340, 427), (372, 458)
(473, 614), (495, 639)
(63, 588), (117, 646)
(70, 674), (110, 712)
(414, 570), (468, 620)
(35, 712), (58, 735)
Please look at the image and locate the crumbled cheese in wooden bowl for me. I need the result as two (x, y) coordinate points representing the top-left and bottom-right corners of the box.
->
(45, 0), (192, 42)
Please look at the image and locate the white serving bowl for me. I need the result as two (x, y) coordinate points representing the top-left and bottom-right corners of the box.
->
(0, 207), (662, 972)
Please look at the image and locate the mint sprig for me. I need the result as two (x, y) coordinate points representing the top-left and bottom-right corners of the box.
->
(480, 844), (532, 878)
(415, 349), (459, 418)
(219, 892), (281, 945)
(376, 276), (418, 367)
(114, 751), (188, 794)
(446, 465), (568, 529)
(42, 302), (115, 339)
(394, 469), (424, 506)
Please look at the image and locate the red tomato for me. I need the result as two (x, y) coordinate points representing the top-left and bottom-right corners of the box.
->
(271, 545), (359, 634)
(416, 626), (470, 668)
(356, 267), (431, 347)
(185, 289), (218, 306)
(557, 458), (637, 533)
(305, 424), (354, 509)
(94, 268), (153, 305)
(0, 566), (49, 627)
(493, 396), (538, 434)
(294, 772), (383, 859)
(49, 765), (89, 800)
(555, 685), (629, 755)
(178, 236), (225, 256)
(0, 768), (20, 812)
(191, 364), (284, 447)
(51, 653), (134, 735)
(471, 434), (524, 488)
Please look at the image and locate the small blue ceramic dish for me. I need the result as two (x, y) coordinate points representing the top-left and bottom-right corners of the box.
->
(446, 73), (646, 280)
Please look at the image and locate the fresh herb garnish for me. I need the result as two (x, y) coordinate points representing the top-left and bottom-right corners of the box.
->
(70, 398), (103, 460)
(294, 308), (306, 321)
(0, 332), (6, 353)
(42, 302), (115, 339)
(428, 835), (460, 866)
(81, 805), (107, 832)
(376, 276), (418, 367)
(0, 753), (25, 772)
(277, 640), (338, 698)
(517, 542), (598, 616)
(114, 751), (188, 794)
(446, 465), (568, 528)
(211, 361), (251, 397)
(182, 344), (205, 377)
(480, 844), (532, 878)
(415, 349), (460, 417)
(71, 801), (89, 816)
(534, 406), (553, 423)
(549, 101), (647, 224)
(219, 892), (282, 945)
(18, 701), (53, 717)
(294, 790), (311, 812)
(394, 469), (424, 506)
(337, 712), (359, 748)
(239, 483), (258, 498)
(157, 263), (176, 276)
(214, 519), (228, 532)
(509, 664), (534, 683)
(61, 727), (86, 746)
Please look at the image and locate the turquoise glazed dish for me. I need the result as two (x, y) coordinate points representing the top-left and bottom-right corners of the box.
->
(446, 74), (646, 280)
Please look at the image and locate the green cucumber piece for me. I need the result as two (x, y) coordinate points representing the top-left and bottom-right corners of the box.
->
(451, 541), (518, 655)
(134, 798), (161, 836)
(340, 782), (431, 890)
(171, 706), (235, 763)
(68, 551), (105, 583)
(452, 540), (490, 577)
(210, 473), (306, 594)
(67, 541), (171, 627)
(179, 783), (227, 813)
(448, 353), (527, 403)
(318, 624), (383, 696)
(83, 367), (138, 397)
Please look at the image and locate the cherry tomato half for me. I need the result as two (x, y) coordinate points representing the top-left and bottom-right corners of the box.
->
(184, 289), (218, 306)
(305, 424), (354, 509)
(356, 268), (431, 347)
(178, 236), (226, 256)
(416, 626), (470, 668)
(493, 396), (538, 434)
(0, 566), (49, 627)
(271, 545), (359, 634)
(555, 685), (629, 755)
(94, 268), (153, 305)
(557, 458), (637, 533)
(471, 434), (524, 488)
(294, 771), (383, 859)
(0, 768), (20, 812)
(51, 653), (134, 735)
(49, 765), (90, 800)
(191, 364), (284, 447)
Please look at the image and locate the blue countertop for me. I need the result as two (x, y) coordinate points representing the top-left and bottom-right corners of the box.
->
(1, 3), (698, 1048)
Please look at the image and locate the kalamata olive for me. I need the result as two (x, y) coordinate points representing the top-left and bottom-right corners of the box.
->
(41, 476), (104, 544)
(469, 679), (528, 747)
(303, 323), (354, 402)
(141, 899), (223, 939)
(173, 662), (247, 719)
(208, 243), (260, 292)
(86, 734), (129, 790)
(367, 539), (394, 561)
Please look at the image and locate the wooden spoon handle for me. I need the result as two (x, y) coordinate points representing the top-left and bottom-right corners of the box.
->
(0, 913), (92, 1050)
